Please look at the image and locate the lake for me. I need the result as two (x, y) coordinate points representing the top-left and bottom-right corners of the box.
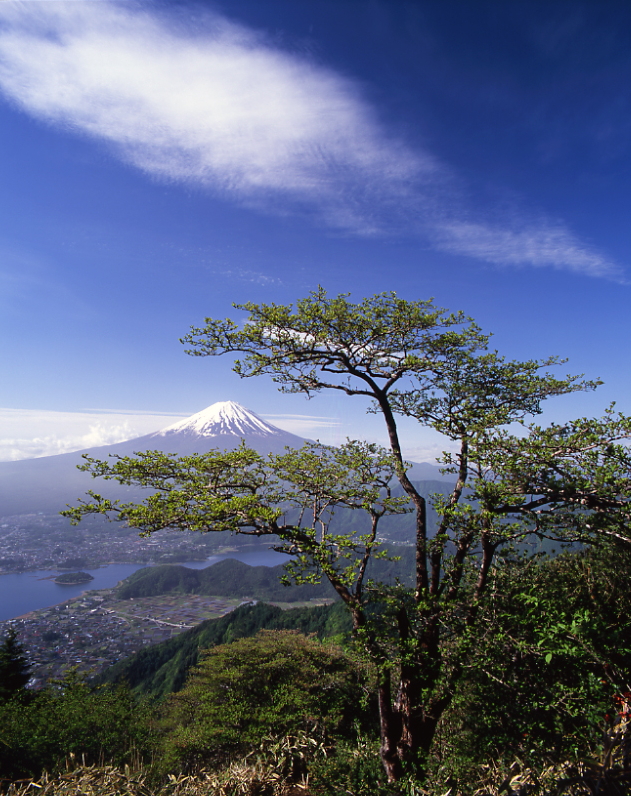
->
(0, 550), (290, 621)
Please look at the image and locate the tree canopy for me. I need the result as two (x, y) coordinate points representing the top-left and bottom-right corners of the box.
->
(65, 288), (631, 784)
(159, 629), (369, 774)
(0, 626), (30, 701)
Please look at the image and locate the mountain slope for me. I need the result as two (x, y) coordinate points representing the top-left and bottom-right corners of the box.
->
(156, 401), (283, 440)
(96, 600), (351, 697)
(117, 401), (308, 457)
(0, 402), (307, 517)
(0, 400), (452, 518)
(116, 559), (334, 601)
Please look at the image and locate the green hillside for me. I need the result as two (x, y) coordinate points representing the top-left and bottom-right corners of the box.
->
(118, 544), (418, 602)
(116, 558), (335, 601)
(98, 550), (417, 698)
(96, 601), (351, 697)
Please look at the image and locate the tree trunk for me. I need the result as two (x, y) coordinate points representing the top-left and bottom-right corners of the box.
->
(378, 674), (403, 782)
(378, 622), (447, 784)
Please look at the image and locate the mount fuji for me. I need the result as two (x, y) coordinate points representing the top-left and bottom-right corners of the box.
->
(0, 402), (308, 517)
(145, 401), (306, 455)
(0, 401), (449, 518)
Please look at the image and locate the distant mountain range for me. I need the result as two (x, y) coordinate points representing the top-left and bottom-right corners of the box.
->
(0, 400), (451, 517)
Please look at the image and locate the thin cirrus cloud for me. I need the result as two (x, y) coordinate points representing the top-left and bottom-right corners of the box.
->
(0, 406), (343, 461)
(0, 407), (187, 461)
(432, 221), (618, 278)
(262, 412), (341, 439)
(0, 1), (620, 279)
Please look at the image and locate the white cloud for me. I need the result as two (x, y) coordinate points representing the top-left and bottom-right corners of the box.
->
(0, 1), (427, 234)
(261, 412), (341, 441)
(432, 220), (622, 279)
(0, 1), (620, 277)
(403, 440), (458, 465)
(0, 423), (134, 461)
(0, 407), (187, 461)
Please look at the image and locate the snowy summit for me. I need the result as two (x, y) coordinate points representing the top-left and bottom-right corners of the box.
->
(0, 401), (309, 516)
(155, 401), (280, 439)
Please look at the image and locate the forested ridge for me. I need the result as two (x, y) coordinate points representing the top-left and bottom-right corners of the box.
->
(116, 544), (421, 602)
(2, 544), (631, 794)
(95, 600), (351, 697)
(116, 559), (334, 602)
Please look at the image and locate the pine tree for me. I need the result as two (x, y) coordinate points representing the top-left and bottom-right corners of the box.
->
(0, 626), (30, 700)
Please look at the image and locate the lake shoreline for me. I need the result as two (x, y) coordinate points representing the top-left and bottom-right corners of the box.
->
(0, 550), (292, 622)
(0, 544), (274, 578)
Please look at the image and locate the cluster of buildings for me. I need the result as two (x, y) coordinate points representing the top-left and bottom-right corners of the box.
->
(0, 589), (239, 687)
(0, 512), (221, 573)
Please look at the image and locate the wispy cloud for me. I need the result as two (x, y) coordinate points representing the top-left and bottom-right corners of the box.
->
(431, 220), (619, 278)
(81, 407), (191, 417)
(0, 407), (187, 461)
(0, 1), (427, 234)
(264, 412), (455, 461)
(262, 412), (341, 439)
(219, 268), (282, 287)
(0, 1), (620, 278)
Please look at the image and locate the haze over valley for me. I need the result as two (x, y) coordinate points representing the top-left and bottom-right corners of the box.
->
(0, 400), (451, 579)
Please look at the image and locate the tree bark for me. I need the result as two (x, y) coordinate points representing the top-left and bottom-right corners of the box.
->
(378, 672), (403, 782)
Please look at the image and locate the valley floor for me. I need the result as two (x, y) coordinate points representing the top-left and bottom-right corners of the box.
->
(1, 589), (241, 685)
(2, 586), (336, 686)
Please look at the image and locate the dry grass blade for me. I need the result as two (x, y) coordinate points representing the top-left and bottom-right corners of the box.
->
(0, 763), (313, 796)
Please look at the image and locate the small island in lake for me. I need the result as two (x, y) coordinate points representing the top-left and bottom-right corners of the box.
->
(54, 571), (95, 585)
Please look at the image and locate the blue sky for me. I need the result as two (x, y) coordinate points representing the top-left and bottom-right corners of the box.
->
(0, 0), (629, 461)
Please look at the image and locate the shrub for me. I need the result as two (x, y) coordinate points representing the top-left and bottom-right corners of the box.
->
(159, 629), (372, 774)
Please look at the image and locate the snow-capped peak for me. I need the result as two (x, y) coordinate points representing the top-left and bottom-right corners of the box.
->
(155, 401), (280, 439)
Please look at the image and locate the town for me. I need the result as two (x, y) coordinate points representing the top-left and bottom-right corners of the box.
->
(0, 512), (233, 573)
(1, 586), (242, 686)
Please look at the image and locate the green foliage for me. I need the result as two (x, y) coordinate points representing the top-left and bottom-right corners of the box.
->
(97, 601), (351, 698)
(63, 439), (409, 559)
(65, 287), (631, 784)
(434, 542), (631, 780)
(469, 407), (631, 544)
(0, 672), (156, 780)
(182, 287), (594, 429)
(306, 736), (391, 795)
(116, 558), (333, 601)
(54, 571), (94, 585)
(0, 626), (30, 701)
(183, 289), (477, 390)
(158, 630), (371, 773)
(1, 543), (630, 790)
